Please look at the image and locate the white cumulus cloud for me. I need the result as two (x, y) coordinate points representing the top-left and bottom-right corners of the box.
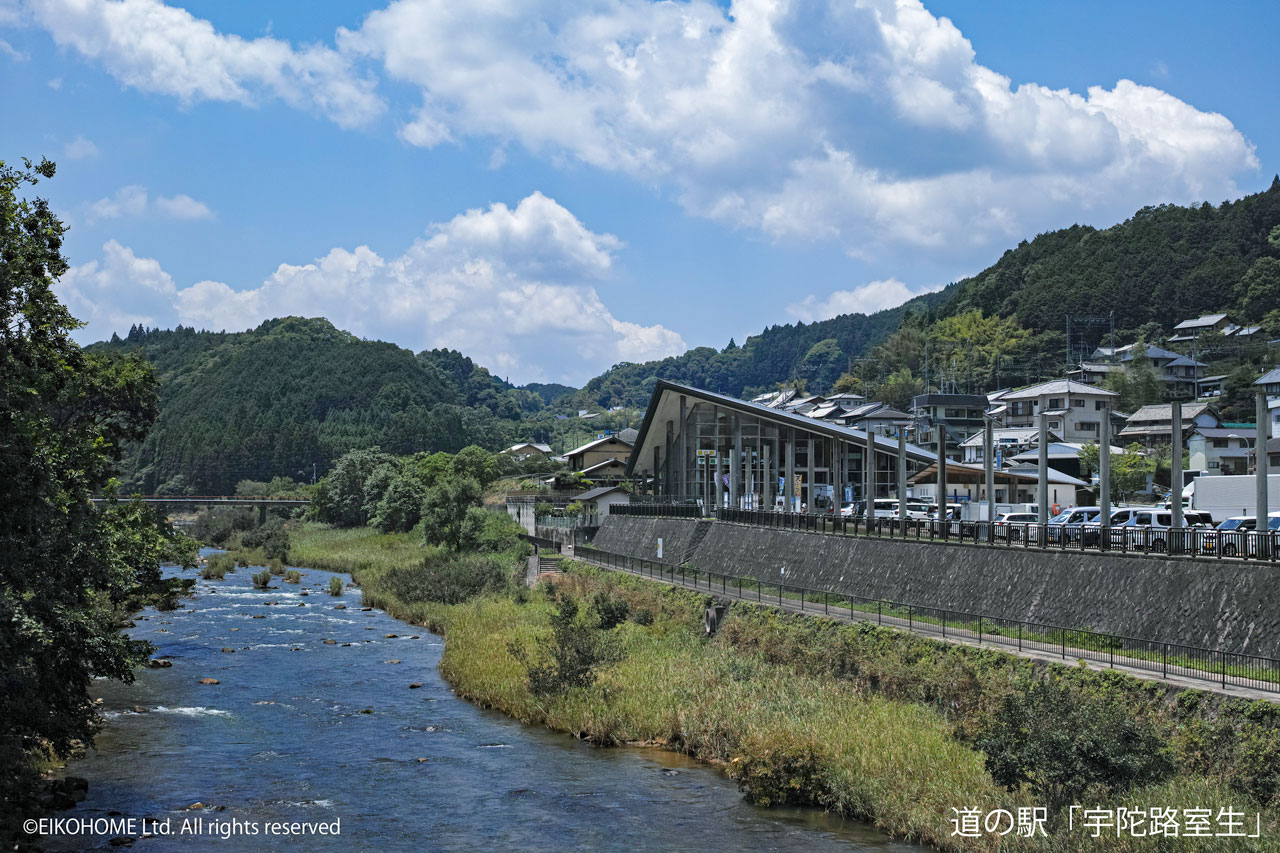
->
(62, 134), (99, 159)
(26, 0), (384, 127)
(23, 0), (1260, 269)
(57, 193), (684, 384)
(786, 278), (937, 323)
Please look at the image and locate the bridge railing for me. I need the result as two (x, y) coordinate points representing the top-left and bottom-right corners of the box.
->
(573, 544), (1280, 694)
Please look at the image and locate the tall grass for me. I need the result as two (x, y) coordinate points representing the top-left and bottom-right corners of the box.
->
(286, 525), (1280, 851)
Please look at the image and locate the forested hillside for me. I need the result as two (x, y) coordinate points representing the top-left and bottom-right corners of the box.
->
(91, 318), (557, 493)
(572, 177), (1280, 408)
(91, 179), (1280, 492)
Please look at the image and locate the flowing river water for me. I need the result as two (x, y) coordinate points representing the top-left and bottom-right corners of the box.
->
(48, 559), (918, 851)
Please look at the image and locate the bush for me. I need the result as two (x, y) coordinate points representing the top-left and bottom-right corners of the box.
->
(252, 571), (271, 589)
(727, 735), (831, 809)
(284, 570), (302, 584)
(591, 592), (630, 630)
(630, 608), (654, 626)
(512, 596), (621, 696)
(191, 507), (256, 546)
(241, 518), (290, 562)
(199, 563), (227, 580)
(267, 559), (286, 575)
(328, 576), (344, 596)
(974, 679), (1173, 806)
(381, 549), (511, 606)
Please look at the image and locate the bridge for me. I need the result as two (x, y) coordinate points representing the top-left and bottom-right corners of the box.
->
(90, 495), (310, 523)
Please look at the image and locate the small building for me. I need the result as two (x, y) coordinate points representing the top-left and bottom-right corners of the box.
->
(999, 380), (1118, 444)
(578, 458), (629, 480)
(1268, 436), (1280, 469)
(566, 435), (634, 472)
(1008, 441), (1126, 481)
(910, 393), (989, 460)
(1119, 403), (1220, 448)
(1188, 428), (1254, 476)
(573, 485), (631, 520)
(907, 461), (1088, 509)
(1169, 313), (1232, 344)
(1075, 343), (1205, 398)
(504, 442), (554, 462)
(1257, 367), (1280, 398)
(959, 426), (1059, 466)
(836, 402), (911, 436)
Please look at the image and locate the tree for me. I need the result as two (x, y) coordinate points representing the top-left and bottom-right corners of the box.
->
(1235, 257), (1280, 322)
(452, 444), (499, 487)
(1103, 343), (1162, 411)
(1, 158), (185, 835)
(876, 368), (925, 409)
(1079, 442), (1154, 503)
(422, 475), (487, 551)
(372, 471), (428, 533)
(310, 448), (398, 527)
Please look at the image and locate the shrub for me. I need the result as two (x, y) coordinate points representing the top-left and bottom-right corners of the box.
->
(199, 563), (227, 580)
(328, 576), (344, 596)
(512, 596), (621, 696)
(974, 679), (1173, 806)
(267, 559), (286, 575)
(284, 570), (302, 584)
(252, 571), (271, 589)
(241, 519), (290, 562)
(591, 592), (630, 630)
(630, 608), (654, 626)
(191, 507), (256, 546)
(727, 735), (831, 809)
(381, 549), (510, 606)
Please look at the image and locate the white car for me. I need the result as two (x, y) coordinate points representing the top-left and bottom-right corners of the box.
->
(994, 511), (1038, 541)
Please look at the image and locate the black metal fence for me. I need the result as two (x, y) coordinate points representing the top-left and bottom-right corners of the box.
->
(611, 502), (703, 519)
(615, 504), (1279, 563)
(574, 544), (1280, 694)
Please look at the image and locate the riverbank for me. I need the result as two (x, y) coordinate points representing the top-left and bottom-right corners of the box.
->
(285, 523), (1280, 852)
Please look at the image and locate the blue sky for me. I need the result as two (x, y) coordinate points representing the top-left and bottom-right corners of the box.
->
(1, 0), (1276, 385)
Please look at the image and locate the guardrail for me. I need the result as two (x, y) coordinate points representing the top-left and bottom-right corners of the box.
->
(610, 505), (1280, 563)
(574, 544), (1280, 694)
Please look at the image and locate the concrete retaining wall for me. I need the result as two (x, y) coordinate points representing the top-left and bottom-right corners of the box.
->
(592, 516), (1280, 659)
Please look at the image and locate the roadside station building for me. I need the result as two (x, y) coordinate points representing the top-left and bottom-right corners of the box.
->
(625, 380), (937, 511)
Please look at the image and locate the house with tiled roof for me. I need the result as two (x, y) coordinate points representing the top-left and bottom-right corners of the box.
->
(1000, 380), (1120, 443)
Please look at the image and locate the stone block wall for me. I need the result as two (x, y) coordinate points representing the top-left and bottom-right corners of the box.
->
(592, 516), (1280, 659)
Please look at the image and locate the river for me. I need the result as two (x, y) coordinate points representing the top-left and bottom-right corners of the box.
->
(47, 559), (917, 851)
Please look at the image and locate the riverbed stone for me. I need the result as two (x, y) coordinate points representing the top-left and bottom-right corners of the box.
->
(384, 633), (398, 638)
(334, 604), (347, 610)
(409, 683), (422, 689)
(323, 639), (337, 645)
(221, 648), (235, 653)
(147, 658), (172, 668)
(198, 678), (219, 685)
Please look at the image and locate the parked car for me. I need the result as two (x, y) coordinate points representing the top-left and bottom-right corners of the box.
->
(1207, 514), (1280, 558)
(1046, 507), (1101, 544)
(994, 511), (1038, 541)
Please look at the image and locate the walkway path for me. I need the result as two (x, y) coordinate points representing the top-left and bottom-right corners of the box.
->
(568, 545), (1279, 704)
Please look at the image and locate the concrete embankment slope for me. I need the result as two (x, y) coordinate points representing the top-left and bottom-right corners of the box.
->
(592, 516), (1280, 659)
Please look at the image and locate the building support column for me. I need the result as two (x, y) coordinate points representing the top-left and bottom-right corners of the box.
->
(983, 417), (995, 539)
(784, 431), (795, 512)
(865, 429), (876, 517)
(678, 395), (688, 500)
(1100, 404), (1112, 549)
(652, 445), (661, 497)
(937, 435), (948, 524)
(731, 415), (742, 509)
(1171, 401), (1183, 532)
(806, 437), (815, 513)
(897, 430), (907, 531)
(664, 420), (674, 498)
(762, 440), (773, 511)
(1258, 391), (1270, 557)
(1037, 411), (1049, 524)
